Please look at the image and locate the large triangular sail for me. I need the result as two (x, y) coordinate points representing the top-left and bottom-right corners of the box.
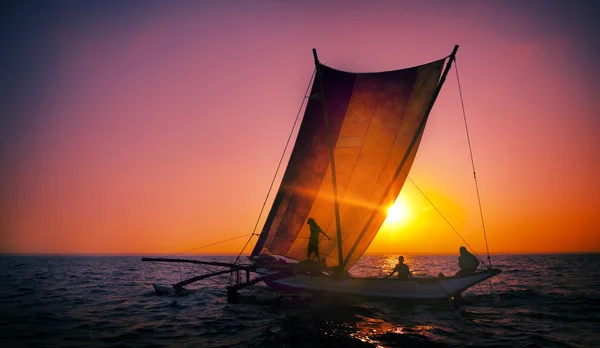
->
(251, 52), (449, 269)
(142, 45), (500, 302)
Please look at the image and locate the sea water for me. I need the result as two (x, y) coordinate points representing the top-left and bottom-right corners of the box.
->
(1, 254), (598, 347)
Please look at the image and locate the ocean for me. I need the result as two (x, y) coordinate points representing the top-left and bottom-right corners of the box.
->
(1, 254), (598, 347)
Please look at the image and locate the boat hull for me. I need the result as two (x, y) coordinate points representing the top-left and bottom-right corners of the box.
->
(265, 269), (500, 300)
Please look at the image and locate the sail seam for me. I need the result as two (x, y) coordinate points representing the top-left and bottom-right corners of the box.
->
(343, 63), (439, 267)
(313, 54), (345, 268)
(343, 52), (454, 266)
(331, 77), (386, 266)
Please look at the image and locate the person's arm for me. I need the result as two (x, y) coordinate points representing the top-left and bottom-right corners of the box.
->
(320, 229), (331, 240)
(384, 266), (397, 278)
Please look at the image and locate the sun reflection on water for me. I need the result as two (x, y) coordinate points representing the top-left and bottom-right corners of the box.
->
(349, 315), (399, 347)
(346, 312), (447, 347)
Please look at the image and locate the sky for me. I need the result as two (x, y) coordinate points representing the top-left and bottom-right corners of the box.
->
(1, 0), (599, 256)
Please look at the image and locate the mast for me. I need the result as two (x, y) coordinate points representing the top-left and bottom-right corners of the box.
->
(343, 45), (460, 267)
(312, 48), (344, 269)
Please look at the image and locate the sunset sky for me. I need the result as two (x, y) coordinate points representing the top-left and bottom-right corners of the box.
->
(1, 0), (599, 256)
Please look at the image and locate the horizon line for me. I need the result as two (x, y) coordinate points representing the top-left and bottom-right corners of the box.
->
(1, 251), (598, 257)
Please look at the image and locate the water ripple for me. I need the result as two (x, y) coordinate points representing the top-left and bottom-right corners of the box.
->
(0, 254), (599, 347)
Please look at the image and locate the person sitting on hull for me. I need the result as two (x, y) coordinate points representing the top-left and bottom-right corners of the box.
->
(455, 246), (480, 277)
(385, 256), (413, 280)
(306, 218), (330, 261)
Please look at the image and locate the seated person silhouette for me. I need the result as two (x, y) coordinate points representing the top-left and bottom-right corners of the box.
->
(455, 246), (480, 277)
(385, 256), (413, 280)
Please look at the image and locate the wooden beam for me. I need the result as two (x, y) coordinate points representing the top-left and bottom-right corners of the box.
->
(173, 269), (234, 288)
(142, 257), (245, 269)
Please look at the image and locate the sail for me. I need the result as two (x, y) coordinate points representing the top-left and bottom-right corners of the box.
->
(252, 56), (446, 269)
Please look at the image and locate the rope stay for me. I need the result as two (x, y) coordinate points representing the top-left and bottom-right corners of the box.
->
(158, 68), (316, 268)
(403, 172), (488, 269)
(164, 233), (253, 258)
(454, 58), (492, 268)
(232, 68), (317, 266)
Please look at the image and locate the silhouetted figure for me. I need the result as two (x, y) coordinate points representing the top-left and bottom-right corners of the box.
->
(306, 218), (330, 261)
(455, 246), (480, 277)
(385, 256), (413, 280)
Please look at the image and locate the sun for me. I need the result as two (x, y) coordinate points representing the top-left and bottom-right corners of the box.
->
(387, 200), (409, 223)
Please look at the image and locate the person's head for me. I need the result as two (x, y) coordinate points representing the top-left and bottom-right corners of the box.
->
(307, 218), (315, 226)
(459, 246), (467, 255)
(398, 256), (404, 263)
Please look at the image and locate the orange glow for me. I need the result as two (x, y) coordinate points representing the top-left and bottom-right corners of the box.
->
(1, 1), (599, 256)
(385, 199), (409, 225)
(373, 182), (471, 255)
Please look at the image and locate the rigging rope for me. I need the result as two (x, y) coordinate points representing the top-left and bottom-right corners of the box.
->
(165, 233), (252, 257)
(404, 173), (487, 268)
(160, 68), (317, 266)
(454, 59), (492, 268)
(232, 68), (317, 266)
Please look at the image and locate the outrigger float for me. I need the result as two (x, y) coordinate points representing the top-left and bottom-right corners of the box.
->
(141, 256), (288, 300)
(142, 45), (501, 302)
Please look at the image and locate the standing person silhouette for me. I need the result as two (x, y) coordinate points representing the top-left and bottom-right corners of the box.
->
(306, 218), (330, 261)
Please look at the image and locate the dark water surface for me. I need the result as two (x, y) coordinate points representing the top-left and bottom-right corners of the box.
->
(1, 254), (599, 347)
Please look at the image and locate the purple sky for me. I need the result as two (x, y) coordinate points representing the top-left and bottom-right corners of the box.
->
(1, 0), (599, 254)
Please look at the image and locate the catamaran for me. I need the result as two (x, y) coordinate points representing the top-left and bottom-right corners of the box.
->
(143, 45), (501, 302)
